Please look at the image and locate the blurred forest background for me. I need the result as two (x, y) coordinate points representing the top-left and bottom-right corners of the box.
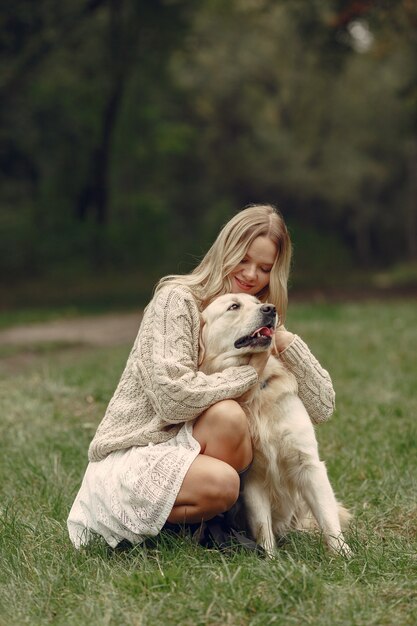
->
(1, 0), (416, 309)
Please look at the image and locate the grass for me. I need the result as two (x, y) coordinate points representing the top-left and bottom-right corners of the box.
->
(0, 307), (105, 330)
(0, 300), (416, 625)
(0, 305), (139, 331)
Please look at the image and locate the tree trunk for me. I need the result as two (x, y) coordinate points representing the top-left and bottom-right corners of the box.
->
(75, 80), (125, 225)
(75, 0), (129, 226)
(405, 138), (417, 260)
(352, 209), (372, 266)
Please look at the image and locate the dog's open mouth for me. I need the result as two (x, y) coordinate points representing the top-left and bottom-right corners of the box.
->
(234, 325), (274, 349)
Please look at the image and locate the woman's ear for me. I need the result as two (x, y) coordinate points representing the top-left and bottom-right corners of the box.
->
(198, 318), (206, 367)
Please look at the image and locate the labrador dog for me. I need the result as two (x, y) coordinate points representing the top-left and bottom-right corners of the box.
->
(199, 293), (351, 557)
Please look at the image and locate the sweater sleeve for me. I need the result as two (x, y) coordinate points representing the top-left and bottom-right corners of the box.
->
(148, 286), (258, 423)
(278, 335), (335, 423)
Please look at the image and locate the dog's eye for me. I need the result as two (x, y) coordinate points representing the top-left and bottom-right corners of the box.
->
(228, 303), (240, 311)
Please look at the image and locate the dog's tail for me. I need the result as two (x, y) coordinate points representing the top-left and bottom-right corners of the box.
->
(292, 501), (352, 531)
(337, 503), (352, 530)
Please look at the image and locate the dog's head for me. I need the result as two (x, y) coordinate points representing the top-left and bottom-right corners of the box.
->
(199, 293), (278, 370)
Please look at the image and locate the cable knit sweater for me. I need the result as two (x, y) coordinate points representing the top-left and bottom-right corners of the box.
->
(88, 284), (335, 462)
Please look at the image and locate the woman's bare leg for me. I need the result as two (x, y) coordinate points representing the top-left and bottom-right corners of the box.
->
(167, 455), (239, 523)
(167, 400), (252, 523)
(193, 399), (253, 471)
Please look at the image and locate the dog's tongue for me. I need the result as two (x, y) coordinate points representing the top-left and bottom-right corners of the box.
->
(251, 326), (273, 337)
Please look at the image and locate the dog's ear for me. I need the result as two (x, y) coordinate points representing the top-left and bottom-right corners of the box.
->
(198, 317), (206, 366)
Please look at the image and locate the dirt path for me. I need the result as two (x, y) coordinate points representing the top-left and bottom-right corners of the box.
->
(0, 311), (143, 348)
(1, 283), (415, 349)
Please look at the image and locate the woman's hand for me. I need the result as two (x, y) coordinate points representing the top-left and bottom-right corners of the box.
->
(273, 326), (295, 355)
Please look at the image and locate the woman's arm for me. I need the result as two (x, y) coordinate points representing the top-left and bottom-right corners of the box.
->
(149, 286), (259, 423)
(275, 329), (336, 423)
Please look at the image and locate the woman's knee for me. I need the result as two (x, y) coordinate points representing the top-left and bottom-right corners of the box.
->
(199, 400), (249, 440)
(193, 400), (253, 471)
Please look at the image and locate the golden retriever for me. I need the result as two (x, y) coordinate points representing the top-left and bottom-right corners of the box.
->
(199, 293), (351, 557)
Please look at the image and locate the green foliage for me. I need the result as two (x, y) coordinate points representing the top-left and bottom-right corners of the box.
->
(0, 0), (416, 283)
(0, 301), (416, 625)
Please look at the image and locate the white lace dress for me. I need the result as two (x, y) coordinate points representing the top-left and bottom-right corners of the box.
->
(67, 421), (200, 549)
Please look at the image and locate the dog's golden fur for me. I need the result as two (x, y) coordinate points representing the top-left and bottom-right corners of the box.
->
(200, 293), (351, 557)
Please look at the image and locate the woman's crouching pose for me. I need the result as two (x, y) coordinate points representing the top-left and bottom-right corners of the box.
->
(68, 205), (335, 549)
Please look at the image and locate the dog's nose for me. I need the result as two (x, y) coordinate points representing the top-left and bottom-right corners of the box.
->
(261, 304), (276, 315)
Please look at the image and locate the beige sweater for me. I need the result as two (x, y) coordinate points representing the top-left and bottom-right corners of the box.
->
(88, 285), (335, 462)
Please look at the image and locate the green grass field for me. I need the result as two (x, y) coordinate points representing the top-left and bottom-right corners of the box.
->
(0, 301), (416, 626)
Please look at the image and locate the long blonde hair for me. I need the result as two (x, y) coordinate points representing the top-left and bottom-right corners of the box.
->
(155, 204), (292, 322)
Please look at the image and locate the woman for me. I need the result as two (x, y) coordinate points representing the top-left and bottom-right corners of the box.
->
(68, 204), (335, 549)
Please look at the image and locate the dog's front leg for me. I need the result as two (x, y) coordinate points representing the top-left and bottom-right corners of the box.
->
(298, 461), (352, 557)
(244, 478), (276, 558)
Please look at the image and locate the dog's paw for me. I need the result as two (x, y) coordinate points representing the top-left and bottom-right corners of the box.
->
(328, 535), (352, 558)
(263, 546), (276, 560)
(337, 541), (352, 559)
(257, 536), (277, 559)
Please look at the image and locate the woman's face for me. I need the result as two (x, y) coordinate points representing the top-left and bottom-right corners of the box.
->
(228, 236), (277, 296)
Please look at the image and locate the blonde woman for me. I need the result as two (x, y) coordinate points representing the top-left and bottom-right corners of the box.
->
(68, 205), (335, 549)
